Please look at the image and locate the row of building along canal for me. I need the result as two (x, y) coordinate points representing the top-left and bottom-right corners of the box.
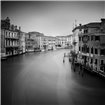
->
(1, 17), (73, 59)
(1, 49), (105, 105)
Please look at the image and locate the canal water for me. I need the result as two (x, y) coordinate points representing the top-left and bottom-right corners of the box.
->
(1, 49), (105, 105)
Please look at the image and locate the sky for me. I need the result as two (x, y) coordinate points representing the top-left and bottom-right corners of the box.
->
(1, 1), (105, 36)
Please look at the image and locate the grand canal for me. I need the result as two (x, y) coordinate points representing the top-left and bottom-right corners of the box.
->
(1, 49), (105, 105)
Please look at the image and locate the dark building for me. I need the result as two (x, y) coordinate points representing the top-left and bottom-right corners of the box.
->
(77, 19), (105, 76)
(1, 17), (21, 57)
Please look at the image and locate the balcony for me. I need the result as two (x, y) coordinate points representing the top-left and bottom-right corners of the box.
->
(81, 52), (89, 56)
(5, 45), (19, 48)
(5, 36), (19, 40)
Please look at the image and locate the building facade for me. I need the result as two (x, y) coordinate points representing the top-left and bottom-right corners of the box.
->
(66, 34), (73, 48)
(46, 36), (56, 51)
(72, 24), (83, 53)
(56, 36), (72, 48)
(25, 33), (35, 52)
(78, 19), (105, 76)
(25, 31), (44, 52)
(18, 31), (26, 54)
(1, 17), (20, 57)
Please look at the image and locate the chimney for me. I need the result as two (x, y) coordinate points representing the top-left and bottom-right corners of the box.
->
(101, 18), (105, 32)
(6, 17), (10, 29)
(101, 18), (105, 23)
(10, 25), (12, 30)
(6, 17), (10, 23)
(79, 24), (82, 26)
(19, 26), (21, 31)
(11, 24), (14, 30)
(79, 24), (82, 31)
(15, 25), (17, 30)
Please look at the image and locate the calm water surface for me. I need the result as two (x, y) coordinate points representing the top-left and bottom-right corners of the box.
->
(1, 49), (105, 105)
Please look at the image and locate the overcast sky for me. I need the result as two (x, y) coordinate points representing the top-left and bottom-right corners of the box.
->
(1, 1), (105, 36)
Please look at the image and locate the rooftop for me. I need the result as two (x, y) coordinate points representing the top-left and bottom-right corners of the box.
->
(72, 18), (105, 32)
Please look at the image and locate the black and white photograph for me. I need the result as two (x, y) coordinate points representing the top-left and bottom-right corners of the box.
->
(1, 0), (105, 105)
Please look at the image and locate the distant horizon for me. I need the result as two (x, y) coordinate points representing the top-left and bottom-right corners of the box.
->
(1, 1), (104, 36)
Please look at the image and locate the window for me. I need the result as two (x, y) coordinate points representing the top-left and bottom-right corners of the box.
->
(91, 35), (93, 41)
(95, 36), (100, 41)
(87, 36), (90, 41)
(82, 47), (84, 52)
(100, 60), (104, 65)
(79, 37), (81, 41)
(79, 47), (81, 51)
(95, 59), (97, 65)
(5, 31), (8, 37)
(100, 49), (105, 55)
(91, 59), (93, 64)
(86, 30), (88, 33)
(91, 47), (93, 54)
(84, 29), (88, 33)
(87, 47), (89, 53)
(9, 32), (10, 37)
(95, 48), (98, 54)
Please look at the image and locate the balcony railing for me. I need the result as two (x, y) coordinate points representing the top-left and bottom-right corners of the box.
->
(5, 36), (19, 39)
(5, 45), (19, 48)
